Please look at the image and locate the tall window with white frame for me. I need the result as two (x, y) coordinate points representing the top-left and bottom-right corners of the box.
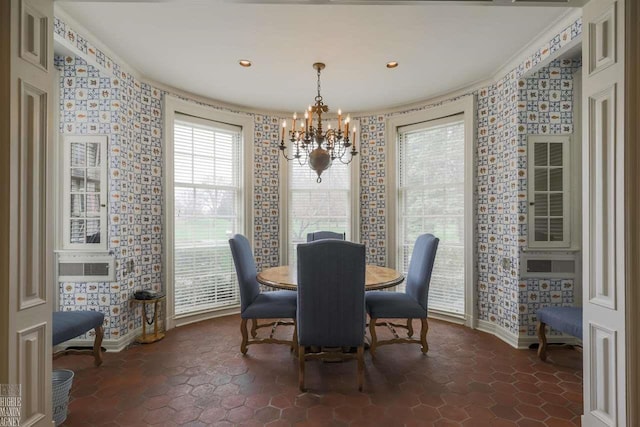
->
(397, 117), (466, 317)
(287, 156), (352, 265)
(172, 115), (243, 316)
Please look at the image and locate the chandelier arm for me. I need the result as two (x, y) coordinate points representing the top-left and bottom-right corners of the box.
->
(337, 152), (354, 165)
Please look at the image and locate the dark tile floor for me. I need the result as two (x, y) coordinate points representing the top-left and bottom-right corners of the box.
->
(54, 315), (583, 426)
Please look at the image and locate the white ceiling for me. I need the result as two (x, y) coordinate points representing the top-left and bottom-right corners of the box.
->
(58, 1), (576, 113)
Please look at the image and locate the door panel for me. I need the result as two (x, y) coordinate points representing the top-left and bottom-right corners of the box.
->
(582, 0), (626, 425)
(1, 0), (54, 426)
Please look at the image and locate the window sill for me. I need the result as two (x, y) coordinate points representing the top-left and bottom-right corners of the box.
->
(55, 249), (113, 256)
(523, 246), (581, 253)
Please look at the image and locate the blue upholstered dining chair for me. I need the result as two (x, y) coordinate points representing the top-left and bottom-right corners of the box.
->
(306, 231), (346, 242)
(229, 234), (297, 354)
(366, 233), (439, 357)
(296, 240), (367, 391)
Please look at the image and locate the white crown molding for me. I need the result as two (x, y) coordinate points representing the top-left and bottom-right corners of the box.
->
(492, 7), (582, 80)
(54, 3), (583, 120)
(352, 77), (493, 118)
(54, 3), (292, 118)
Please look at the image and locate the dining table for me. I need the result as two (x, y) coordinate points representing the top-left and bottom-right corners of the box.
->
(256, 264), (405, 291)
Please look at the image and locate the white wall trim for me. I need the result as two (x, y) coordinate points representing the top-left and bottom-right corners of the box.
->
(58, 325), (142, 353)
(477, 320), (521, 348)
(492, 8), (583, 81)
(53, 4), (582, 120)
(174, 306), (240, 328)
(476, 319), (579, 349)
(53, 4), (294, 118)
(163, 95), (254, 331)
(385, 96), (477, 327)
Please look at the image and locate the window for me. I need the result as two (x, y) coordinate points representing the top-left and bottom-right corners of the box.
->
(286, 159), (353, 265)
(172, 114), (243, 316)
(527, 135), (571, 248)
(397, 116), (466, 317)
(62, 135), (108, 251)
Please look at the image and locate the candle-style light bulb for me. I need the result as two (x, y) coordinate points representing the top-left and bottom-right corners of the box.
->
(292, 112), (297, 130)
(281, 120), (286, 141)
(338, 109), (342, 131)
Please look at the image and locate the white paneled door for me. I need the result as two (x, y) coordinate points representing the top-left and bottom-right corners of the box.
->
(1, 0), (54, 426)
(582, 0), (627, 425)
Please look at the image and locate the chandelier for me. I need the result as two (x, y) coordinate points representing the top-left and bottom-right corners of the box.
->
(279, 63), (358, 183)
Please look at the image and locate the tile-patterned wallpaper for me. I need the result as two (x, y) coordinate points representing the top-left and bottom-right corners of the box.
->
(55, 13), (582, 344)
(55, 20), (282, 341)
(56, 54), (165, 341)
(355, 19), (583, 337)
(517, 57), (582, 337)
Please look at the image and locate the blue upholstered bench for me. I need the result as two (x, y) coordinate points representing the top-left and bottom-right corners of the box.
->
(52, 311), (105, 366)
(536, 306), (582, 361)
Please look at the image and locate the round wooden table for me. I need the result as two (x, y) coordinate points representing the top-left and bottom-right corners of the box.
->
(257, 265), (404, 291)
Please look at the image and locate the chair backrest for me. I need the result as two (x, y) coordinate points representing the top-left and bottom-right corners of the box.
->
(229, 234), (260, 312)
(297, 240), (366, 347)
(306, 231), (346, 242)
(405, 234), (440, 311)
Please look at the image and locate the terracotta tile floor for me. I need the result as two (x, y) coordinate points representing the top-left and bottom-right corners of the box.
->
(53, 315), (583, 426)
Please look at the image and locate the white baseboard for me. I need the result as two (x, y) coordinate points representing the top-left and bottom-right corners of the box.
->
(170, 306), (240, 329)
(476, 319), (580, 349)
(57, 326), (142, 353)
(428, 310), (466, 326)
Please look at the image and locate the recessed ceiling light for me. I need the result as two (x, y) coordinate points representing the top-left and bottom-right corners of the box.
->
(386, 61), (398, 69)
(239, 60), (252, 67)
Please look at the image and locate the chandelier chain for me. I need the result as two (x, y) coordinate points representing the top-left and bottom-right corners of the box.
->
(316, 67), (322, 102)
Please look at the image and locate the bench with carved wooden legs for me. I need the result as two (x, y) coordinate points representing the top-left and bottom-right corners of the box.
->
(536, 306), (582, 361)
(52, 311), (105, 367)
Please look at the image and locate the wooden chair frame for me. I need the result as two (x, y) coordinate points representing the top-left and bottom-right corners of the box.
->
(368, 317), (428, 357)
(240, 318), (297, 355)
(298, 345), (364, 392)
(52, 325), (104, 367)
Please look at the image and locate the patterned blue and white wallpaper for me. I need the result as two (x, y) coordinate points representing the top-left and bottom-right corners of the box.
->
(54, 20), (282, 341)
(56, 53), (166, 341)
(354, 19), (583, 338)
(54, 13), (582, 344)
(517, 57), (582, 337)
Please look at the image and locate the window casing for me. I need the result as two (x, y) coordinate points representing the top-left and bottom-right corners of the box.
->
(397, 116), (466, 317)
(281, 119), (360, 265)
(172, 114), (243, 316)
(527, 135), (571, 248)
(287, 159), (351, 265)
(61, 135), (108, 251)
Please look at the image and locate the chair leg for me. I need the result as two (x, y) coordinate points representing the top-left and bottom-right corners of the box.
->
(250, 319), (258, 338)
(357, 346), (364, 392)
(240, 318), (249, 355)
(537, 321), (548, 361)
(420, 318), (429, 354)
(407, 318), (414, 337)
(291, 320), (298, 355)
(298, 345), (306, 392)
(93, 325), (104, 367)
(369, 317), (378, 359)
